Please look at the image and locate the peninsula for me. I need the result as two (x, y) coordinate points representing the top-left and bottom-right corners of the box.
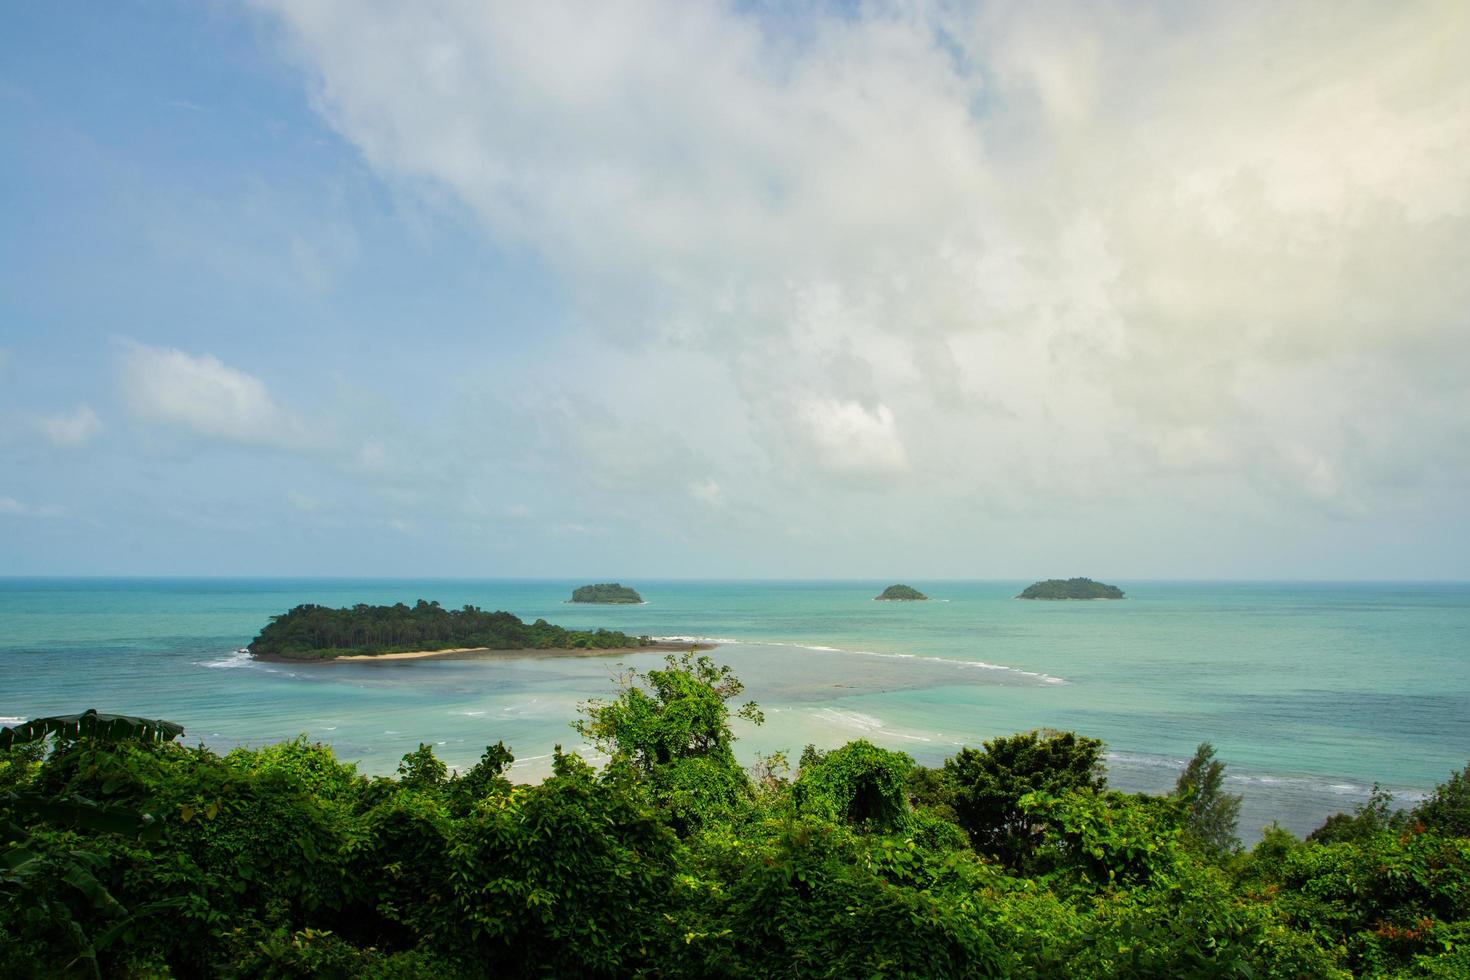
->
(875, 584), (929, 601)
(1017, 577), (1125, 600)
(569, 582), (644, 604)
(248, 600), (667, 661)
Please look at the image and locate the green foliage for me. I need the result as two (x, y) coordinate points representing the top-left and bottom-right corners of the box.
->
(945, 729), (1106, 866)
(570, 582), (644, 603)
(0, 742), (44, 793)
(576, 652), (759, 770)
(447, 741), (514, 816)
(447, 749), (681, 976)
(218, 924), (453, 979)
(793, 739), (915, 832)
(249, 599), (649, 659)
(1022, 788), (1184, 889)
(1035, 856), (1348, 979)
(1413, 762), (1470, 838)
(9, 665), (1470, 977)
(1263, 828), (1470, 973)
(0, 709), (185, 749)
(875, 583), (928, 600)
(1016, 577), (1125, 600)
(577, 652), (763, 832)
(671, 816), (1005, 978)
(1174, 741), (1243, 855)
(395, 744), (447, 791)
(1309, 782), (1410, 844)
(905, 763), (958, 818)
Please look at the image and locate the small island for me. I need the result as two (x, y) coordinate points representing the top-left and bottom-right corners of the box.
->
(1017, 577), (1125, 600)
(569, 583), (644, 604)
(875, 584), (929, 601)
(248, 599), (660, 661)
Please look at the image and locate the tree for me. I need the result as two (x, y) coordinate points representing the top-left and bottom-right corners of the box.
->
(575, 652), (763, 829)
(396, 743), (447, 791)
(1413, 762), (1470, 837)
(944, 729), (1105, 866)
(1174, 742), (1242, 854)
(575, 652), (762, 774)
(1308, 783), (1408, 844)
(793, 740), (914, 832)
(449, 741), (514, 815)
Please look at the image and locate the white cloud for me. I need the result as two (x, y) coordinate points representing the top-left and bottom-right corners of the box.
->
(38, 405), (102, 448)
(257, 0), (1470, 518)
(795, 399), (908, 477)
(119, 344), (313, 450)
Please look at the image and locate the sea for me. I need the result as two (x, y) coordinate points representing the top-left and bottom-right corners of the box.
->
(3, 578), (1467, 842)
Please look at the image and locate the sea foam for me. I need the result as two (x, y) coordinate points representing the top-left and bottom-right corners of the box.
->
(660, 635), (1067, 685)
(811, 707), (937, 743)
(198, 648), (254, 670)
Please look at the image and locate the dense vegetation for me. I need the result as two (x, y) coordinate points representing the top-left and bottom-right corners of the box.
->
(570, 583), (644, 604)
(1017, 577), (1125, 600)
(247, 600), (650, 660)
(5, 658), (1470, 977)
(875, 584), (929, 601)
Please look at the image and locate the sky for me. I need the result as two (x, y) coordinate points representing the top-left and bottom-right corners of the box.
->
(2, 1), (1468, 579)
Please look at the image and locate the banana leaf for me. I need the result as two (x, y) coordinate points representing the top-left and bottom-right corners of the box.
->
(0, 710), (184, 748)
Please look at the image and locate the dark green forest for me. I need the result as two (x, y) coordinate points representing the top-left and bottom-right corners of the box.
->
(247, 600), (650, 659)
(1017, 578), (1126, 600)
(570, 584), (645, 604)
(4, 658), (1470, 978)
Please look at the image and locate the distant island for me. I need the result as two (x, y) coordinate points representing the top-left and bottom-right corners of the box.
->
(569, 583), (644, 604)
(248, 600), (656, 661)
(1017, 577), (1125, 600)
(875, 584), (929, 601)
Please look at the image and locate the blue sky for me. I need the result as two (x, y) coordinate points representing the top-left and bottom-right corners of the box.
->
(3, 1), (1468, 578)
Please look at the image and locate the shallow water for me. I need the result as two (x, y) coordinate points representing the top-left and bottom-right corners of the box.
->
(3, 578), (1466, 839)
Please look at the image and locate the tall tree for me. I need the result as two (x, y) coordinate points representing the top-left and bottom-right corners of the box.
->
(1174, 742), (1242, 854)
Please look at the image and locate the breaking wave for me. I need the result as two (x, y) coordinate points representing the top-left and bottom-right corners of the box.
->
(198, 648), (255, 670)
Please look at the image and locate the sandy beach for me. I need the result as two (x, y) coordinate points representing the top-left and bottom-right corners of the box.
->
(252, 639), (713, 664)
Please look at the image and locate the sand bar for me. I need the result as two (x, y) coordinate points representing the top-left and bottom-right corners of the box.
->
(252, 639), (714, 665)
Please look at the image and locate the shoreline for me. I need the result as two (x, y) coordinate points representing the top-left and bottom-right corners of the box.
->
(251, 639), (714, 665)
(1015, 596), (1125, 601)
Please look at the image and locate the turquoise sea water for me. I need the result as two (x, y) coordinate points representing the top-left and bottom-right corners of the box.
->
(3, 578), (1467, 840)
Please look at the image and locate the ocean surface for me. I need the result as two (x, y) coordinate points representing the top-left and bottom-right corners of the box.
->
(3, 578), (1467, 841)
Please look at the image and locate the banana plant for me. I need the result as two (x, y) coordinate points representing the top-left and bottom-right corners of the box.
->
(0, 709), (185, 749)
(1, 710), (188, 977)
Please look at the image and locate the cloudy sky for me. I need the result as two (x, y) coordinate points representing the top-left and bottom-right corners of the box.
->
(3, 1), (1468, 578)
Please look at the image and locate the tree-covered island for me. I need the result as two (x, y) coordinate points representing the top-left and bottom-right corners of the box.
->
(875, 584), (929, 601)
(569, 582), (645, 604)
(1017, 577), (1125, 600)
(247, 600), (652, 660)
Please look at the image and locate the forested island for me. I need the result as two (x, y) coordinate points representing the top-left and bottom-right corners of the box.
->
(875, 584), (929, 601)
(1017, 577), (1125, 600)
(569, 582), (644, 604)
(4, 660), (1469, 977)
(247, 600), (651, 660)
